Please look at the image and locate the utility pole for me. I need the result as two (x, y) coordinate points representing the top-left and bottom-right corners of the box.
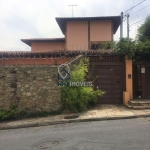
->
(127, 13), (130, 39)
(68, 5), (78, 17)
(120, 12), (123, 39)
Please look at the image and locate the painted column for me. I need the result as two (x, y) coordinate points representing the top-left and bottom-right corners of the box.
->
(123, 56), (133, 104)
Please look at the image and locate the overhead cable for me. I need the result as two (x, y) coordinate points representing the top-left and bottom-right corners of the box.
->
(124, 0), (145, 13)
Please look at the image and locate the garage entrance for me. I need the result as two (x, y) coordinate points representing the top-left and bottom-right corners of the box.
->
(89, 55), (125, 104)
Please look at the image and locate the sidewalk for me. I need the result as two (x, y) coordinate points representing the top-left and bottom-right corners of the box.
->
(1, 104), (150, 130)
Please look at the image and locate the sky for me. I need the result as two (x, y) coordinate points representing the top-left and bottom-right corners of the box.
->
(0, 0), (149, 51)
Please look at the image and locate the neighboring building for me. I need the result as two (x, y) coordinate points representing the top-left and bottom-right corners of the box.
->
(21, 16), (121, 51)
(21, 38), (65, 52)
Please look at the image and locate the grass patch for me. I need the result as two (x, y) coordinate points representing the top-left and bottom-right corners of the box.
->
(0, 105), (62, 122)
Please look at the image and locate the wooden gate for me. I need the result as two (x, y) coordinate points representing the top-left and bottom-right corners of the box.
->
(146, 65), (150, 99)
(89, 55), (125, 104)
(133, 62), (150, 99)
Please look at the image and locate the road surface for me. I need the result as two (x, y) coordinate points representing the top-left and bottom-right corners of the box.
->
(0, 117), (150, 150)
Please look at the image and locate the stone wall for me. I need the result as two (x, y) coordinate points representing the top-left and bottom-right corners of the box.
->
(0, 65), (61, 113)
(0, 55), (84, 113)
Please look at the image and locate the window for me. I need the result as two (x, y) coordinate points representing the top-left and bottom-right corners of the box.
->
(90, 43), (101, 50)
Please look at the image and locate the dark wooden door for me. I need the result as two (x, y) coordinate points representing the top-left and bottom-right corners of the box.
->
(146, 66), (150, 99)
(133, 65), (142, 99)
(94, 65), (123, 104)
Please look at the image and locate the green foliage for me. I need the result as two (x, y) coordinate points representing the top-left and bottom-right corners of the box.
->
(137, 15), (150, 42)
(0, 105), (62, 121)
(136, 40), (150, 53)
(0, 104), (18, 120)
(115, 38), (150, 59)
(114, 38), (136, 59)
(92, 37), (150, 59)
(61, 58), (105, 112)
(100, 41), (116, 50)
(90, 41), (116, 50)
(17, 109), (62, 119)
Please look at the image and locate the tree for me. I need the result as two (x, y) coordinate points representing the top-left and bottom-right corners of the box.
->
(137, 15), (150, 42)
(114, 38), (136, 58)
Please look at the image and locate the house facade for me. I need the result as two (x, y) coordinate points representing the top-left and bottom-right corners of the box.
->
(21, 16), (121, 51)
(1, 15), (149, 107)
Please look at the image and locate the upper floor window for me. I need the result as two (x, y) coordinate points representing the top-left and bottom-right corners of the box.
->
(90, 43), (101, 50)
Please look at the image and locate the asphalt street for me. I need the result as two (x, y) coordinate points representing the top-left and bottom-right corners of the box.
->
(0, 117), (150, 150)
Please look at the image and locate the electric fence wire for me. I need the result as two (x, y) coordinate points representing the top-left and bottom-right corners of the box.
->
(0, 44), (117, 65)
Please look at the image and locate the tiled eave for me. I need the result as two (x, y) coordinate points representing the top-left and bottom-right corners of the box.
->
(56, 16), (121, 35)
(21, 38), (65, 46)
(0, 50), (119, 58)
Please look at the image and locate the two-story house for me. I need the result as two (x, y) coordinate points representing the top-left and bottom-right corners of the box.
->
(1, 15), (139, 106)
(1, 15), (150, 108)
(2, 14), (150, 107)
(20, 16), (127, 105)
(21, 16), (121, 51)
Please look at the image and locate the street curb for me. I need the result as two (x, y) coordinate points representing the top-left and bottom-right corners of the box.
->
(1, 114), (150, 130)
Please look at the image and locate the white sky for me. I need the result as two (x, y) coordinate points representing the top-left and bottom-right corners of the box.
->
(0, 0), (149, 51)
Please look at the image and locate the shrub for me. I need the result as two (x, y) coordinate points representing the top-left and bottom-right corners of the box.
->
(61, 58), (105, 112)
(0, 104), (18, 120)
(0, 105), (62, 121)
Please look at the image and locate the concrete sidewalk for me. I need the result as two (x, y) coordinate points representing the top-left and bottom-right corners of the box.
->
(1, 104), (150, 130)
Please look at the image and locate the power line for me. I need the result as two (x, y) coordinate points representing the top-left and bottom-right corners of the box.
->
(130, 3), (150, 17)
(130, 18), (146, 27)
(130, 14), (140, 20)
(122, 0), (147, 38)
(129, 4), (150, 25)
(130, 14), (140, 24)
(124, 0), (145, 13)
(123, 15), (126, 22)
(128, 0), (135, 14)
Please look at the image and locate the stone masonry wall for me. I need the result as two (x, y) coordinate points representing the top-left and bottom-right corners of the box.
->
(0, 65), (61, 113)
(0, 55), (84, 113)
